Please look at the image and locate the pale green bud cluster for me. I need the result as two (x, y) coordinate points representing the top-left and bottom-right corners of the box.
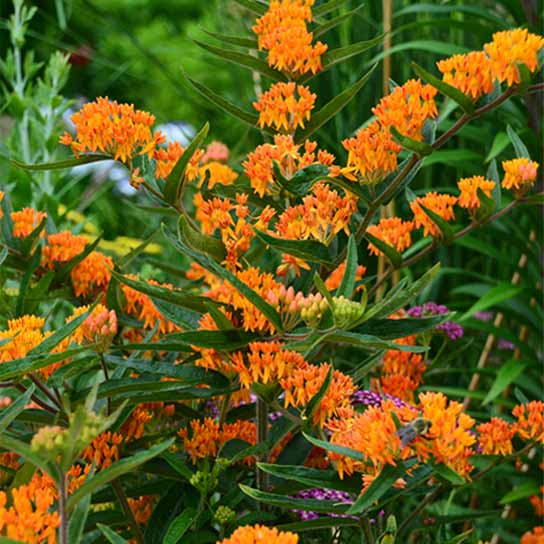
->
(214, 505), (236, 525)
(30, 425), (68, 459)
(299, 293), (329, 326)
(332, 295), (365, 328)
(190, 470), (218, 494)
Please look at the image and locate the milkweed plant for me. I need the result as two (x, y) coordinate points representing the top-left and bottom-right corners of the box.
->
(0, 0), (543, 543)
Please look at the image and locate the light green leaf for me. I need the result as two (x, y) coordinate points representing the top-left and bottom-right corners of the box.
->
(10, 153), (112, 171)
(337, 235), (358, 298)
(506, 125), (530, 158)
(255, 230), (332, 265)
(483, 359), (527, 405)
(97, 523), (130, 543)
(459, 284), (523, 321)
(163, 508), (197, 544)
(0, 385), (35, 433)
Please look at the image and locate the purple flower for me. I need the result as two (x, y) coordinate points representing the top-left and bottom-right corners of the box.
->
(474, 311), (493, 322)
(436, 320), (464, 341)
(408, 301), (464, 341)
(291, 488), (355, 521)
(352, 390), (407, 409)
(497, 339), (515, 351)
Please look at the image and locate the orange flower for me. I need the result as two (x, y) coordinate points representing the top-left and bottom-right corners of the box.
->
(342, 121), (401, 184)
(153, 141), (203, 181)
(521, 527), (544, 544)
(484, 28), (544, 86)
(324, 260), (366, 292)
(530, 486), (544, 517)
(254, 82), (316, 131)
(82, 431), (123, 469)
(60, 97), (164, 162)
(253, 0), (327, 77)
(201, 140), (229, 163)
(219, 524), (299, 544)
(280, 363), (355, 426)
(234, 341), (308, 388)
(457, 176), (495, 210)
(70, 250), (113, 297)
(415, 392), (476, 478)
(0, 480), (59, 544)
(243, 135), (337, 197)
(42, 231), (88, 268)
(0, 315), (45, 363)
(501, 157), (539, 192)
(436, 51), (495, 100)
(127, 496), (155, 525)
(178, 418), (256, 464)
(199, 161), (238, 189)
(11, 208), (47, 238)
(367, 217), (414, 256)
(410, 192), (457, 237)
(512, 401), (544, 444)
(373, 79), (438, 141)
(476, 417), (515, 455)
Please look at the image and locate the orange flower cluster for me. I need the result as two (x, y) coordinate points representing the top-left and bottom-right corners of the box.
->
(254, 82), (316, 131)
(198, 161), (238, 190)
(457, 176), (495, 211)
(410, 192), (457, 238)
(372, 79), (438, 141)
(281, 363), (355, 426)
(127, 496), (155, 525)
(513, 401), (544, 443)
(476, 417), (515, 455)
(342, 121), (401, 184)
(219, 524), (298, 544)
(437, 51), (495, 100)
(530, 486), (544, 517)
(71, 250), (113, 298)
(11, 208), (47, 238)
(154, 142), (203, 182)
(60, 96), (164, 162)
(178, 417), (256, 464)
(324, 260), (366, 292)
(253, 0), (327, 77)
(42, 231), (88, 268)
(243, 135), (338, 197)
(377, 336), (426, 402)
(82, 431), (124, 469)
(0, 315), (45, 363)
(484, 29), (544, 86)
(502, 158), (539, 192)
(367, 217), (414, 256)
(69, 304), (118, 345)
(521, 527), (544, 544)
(0, 478), (59, 544)
(121, 275), (178, 335)
(275, 182), (356, 244)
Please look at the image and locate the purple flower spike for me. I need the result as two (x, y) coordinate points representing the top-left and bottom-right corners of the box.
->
(497, 339), (515, 351)
(408, 301), (464, 341)
(352, 390), (407, 409)
(291, 488), (355, 521)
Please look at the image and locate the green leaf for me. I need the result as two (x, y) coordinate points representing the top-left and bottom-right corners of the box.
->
(313, 0), (352, 16)
(347, 464), (404, 514)
(302, 432), (364, 462)
(10, 153), (112, 171)
(254, 229), (332, 265)
(273, 162), (330, 196)
(322, 330), (426, 352)
(178, 215), (226, 262)
(296, 64), (377, 141)
(487, 159), (501, 209)
(162, 224), (283, 332)
(411, 62), (474, 114)
(364, 231), (402, 268)
(16, 245), (42, 316)
(163, 508), (197, 544)
(161, 451), (193, 481)
(233, 0), (267, 16)
(0, 538), (26, 544)
(459, 284), (523, 321)
(164, 123), (209, 203)
(68, 493), (92, 544)
(390, 126), (434, 157)
(313, 4), (365, 38)
(97, 523), (130, 543)
(500, 481), (539, 504)
(277, 517), (358, 532)
(506, 125), (530, 159)
(421, 149), (482, 168)
(355, 316), (449, 339)
(256, 463), (356, 493)
(318, 36), (383, 74)
(183, 73), (261, 127)
(337, 235), (358, 298)
(239, 484), (350, 513)
(485, 132), (509, 163)
(193, 40), (286, 81)
(0, 385), (35, 433)
(418, 203), (454, 243)
(432, 464), (465, 486)
(0, 433), (56, 478)
(304, 365), (333, 423)
(202, 29), (257, 49)
(366, 41), (468, 67)
(67, 439), (175, 511)
(483, 359), (527, 405)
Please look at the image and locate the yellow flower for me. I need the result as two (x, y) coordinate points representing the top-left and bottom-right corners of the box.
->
(457, 175), (495, 210)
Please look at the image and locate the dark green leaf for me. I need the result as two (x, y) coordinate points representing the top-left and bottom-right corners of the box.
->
(97, 524), (130, 543)
(178, 215), (226, 262)
(318, 36), (383, 74)
(483, 358), (527, 405)
(10, 153), (112, 171)
(0, 385), (35, 433)
(313, 0), (352, 16)
(355, 316), (449, 339)
(390, 126), (434, 157)
(500, 481), (539, 504)
(163, 508), (197, 544)
(273, 162), (330, 196)
(418, 203), (454, 243)
(432, 464), (465, 486)
(337, 235), (357, 298)
(487, 159), (501, 208)
(277, 517), (358, 531)
(202, 29), (258, 49)
(364, 231), (402, 268)
(506, 125), (530, 158)
(161, 451), (193, 481)
(68, 493), (92, 544)
(459, 284), (523, 321)
(313, 4), (365, 38)
(302, 432), (364, 461)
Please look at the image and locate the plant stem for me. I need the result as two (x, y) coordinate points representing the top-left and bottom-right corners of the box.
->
(397, 485), (443, 536)
(58, 467), (68, 544)
(361, 517), (374, 544)
(112, 479), (144, 544)
(256, 397), (269, 493)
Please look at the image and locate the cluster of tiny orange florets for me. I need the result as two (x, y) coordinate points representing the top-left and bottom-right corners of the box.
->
(253, 0), (327, 77)
(457, 176), (495, 211)
(367, 217), (414, 256)
(501, 157), (539, 192)
(11, 208), (47, 238)
(219, 524), (299, 544)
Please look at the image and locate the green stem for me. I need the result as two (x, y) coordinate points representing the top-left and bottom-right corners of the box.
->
(57, 466), (68, 544)
(256, 397), (269, 492)
(112, 479), (144, 544)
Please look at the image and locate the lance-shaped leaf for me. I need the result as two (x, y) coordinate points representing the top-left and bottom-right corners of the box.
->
(432, 464), (465, 486)
(365, 231), (403, 268)
(355, 315), (450, 339)
(418, 203), (454, 244)
(0, 385), (35, 433)
(0, 433), (57, 479)
(67, 439), (175, 510)
(411, 62), (475, 114)
(239, 484), (350, 514)
(10, 153), (112, 171)
(178, 215), (226, 262)
(347, 464), (405, 514)
(183, 72), (262, 128)
(55, 235), (102, 281)
(255, 229), (332, 265)
(313, 4), (365, 38)
(163, 508), (197, 544)
(321, 330), (427, 352)
(390, 126), (434, 157)
(337, 235), (358, 298)
(233, 0), (267, 15)
(313, 0), (352, 16)
(16, 245), (42, 316)
(20, 216), (47, 255)
(164, 122), (209, 204)
(202, 29), (258, 49)
(163, 224), (283, 332)
(302, 432), (364, 461)
(506, 124), (530, 158)
(475, 187), (496, 220)
(303, 365), (333, 425)
(194, 40), (286, 81)
(68, 493), (92, 544)
(273, 162), (330, 196)
(97, 524), (130, 544)
(483, 358), (528, 406)
(296, 64), (377, 141)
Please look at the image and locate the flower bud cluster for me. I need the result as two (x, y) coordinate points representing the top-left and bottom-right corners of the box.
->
(30, 425), (68, 459)
(331, 296), (365, 328)
(214, 505), (236, 525)
(299, 294), (329, 326)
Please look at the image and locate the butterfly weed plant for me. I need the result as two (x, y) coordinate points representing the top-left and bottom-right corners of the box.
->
(0, 1), (543, 543)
